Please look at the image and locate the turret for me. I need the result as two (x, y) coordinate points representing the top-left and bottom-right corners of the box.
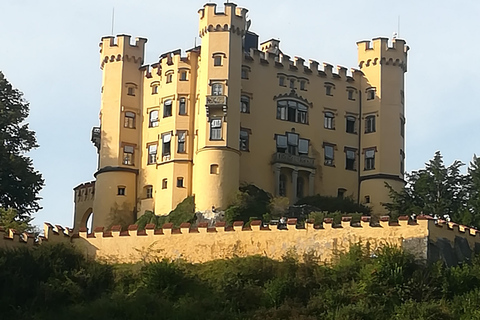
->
(192, 3), (248, 212)
(92, 35), (147, 228)
(357, 37), (409, 213)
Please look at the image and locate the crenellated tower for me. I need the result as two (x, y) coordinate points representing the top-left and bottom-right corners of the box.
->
(192, 3), (248, 211)
(357, 38), (409, 213)
(92, 35), (147, 228)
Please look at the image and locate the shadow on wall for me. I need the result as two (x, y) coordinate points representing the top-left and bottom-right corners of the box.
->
(108, 202), (135, 230)
(429, 236), (480, 267)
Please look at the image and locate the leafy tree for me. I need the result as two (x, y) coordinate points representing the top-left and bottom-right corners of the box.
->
(466, 155), (480, 226)
(0, 71), (44, 221)
(225, 184), (272, 224)
(385, 151), (467, 223)
(296, 194), (371, 215)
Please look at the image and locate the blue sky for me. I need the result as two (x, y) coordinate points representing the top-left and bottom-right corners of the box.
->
(0, 0), (479, 228)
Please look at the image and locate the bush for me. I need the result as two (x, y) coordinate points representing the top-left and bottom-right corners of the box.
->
(297, 195), (371, 215)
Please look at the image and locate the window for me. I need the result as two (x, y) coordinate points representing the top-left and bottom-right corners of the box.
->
(400, 150), (405, 174)
(210, 164), (219, 174)
(346, 116), (356, 134)
(179, 98), (187, 115)
(325, 83), (334, 96)
(365, 115), (376, 133)
(166, 72), (173, 83)
(279, 77), (285, 87)
(365, 148), (375, 170)
(149, 110), (159, 128)
(123, 145), (134, 165)
(401, 90), (404, 105)
(241, 95), (250, 113)
(345, 149), (356, 170)
(127, 87), (135, 96)
(162, 179), (168, 189)
(163, 99), (172, 117)
(366, 88), (376, 100)
(289, 79), (295, 89)
(147, 144), (157, 165)
(162, 133), (171, 157)
(337, 188), (346, 198)
(152, 85), (158, 94)
(276, 100), (308, 124)
(276, 135), (287, 153)
(146, 186), (153, 198)
(347, 88), (355, 101)
(400, 118), (405, 137)
(117, 187), (126, 195)
(177, 177), (184, 187)
(124, 112), (135, 128)
(241, 67), (249, 79)
(300, 80), (306, 91)
(298, 139), (309, 155)
(324, 112), (335, 129)
(210, 118), (222, 140)
(324, 145), (334, 166)
(180, 71), (187, 81)
(279, 174), (286, 196)
(177, 131), (186, 153)
(211, 83), (223, 96)
(239, 129), (249, 151)
(287, 132), (299, 155)
(214, 56), (222, 66)
(364, 195), (370, 204)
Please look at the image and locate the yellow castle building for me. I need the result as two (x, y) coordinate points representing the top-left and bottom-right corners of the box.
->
(73, 2), (408, 231)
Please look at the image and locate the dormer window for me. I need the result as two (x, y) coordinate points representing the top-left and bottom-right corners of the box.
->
(366, 87), (376, 100)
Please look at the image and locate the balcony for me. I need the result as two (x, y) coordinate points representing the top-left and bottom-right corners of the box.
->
(206, 95), (227, 105)
(272, 152), (315, 169)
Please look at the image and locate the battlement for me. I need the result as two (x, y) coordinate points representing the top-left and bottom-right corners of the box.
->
(198, 3), (247, 38)
(0, 226), (36, 249)
(357, 37), (409, 72)
(99, 35), (147, 69)
(74, 181), (95, 203)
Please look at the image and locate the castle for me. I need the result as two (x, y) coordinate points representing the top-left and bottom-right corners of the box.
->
(73, 2), (408, 232)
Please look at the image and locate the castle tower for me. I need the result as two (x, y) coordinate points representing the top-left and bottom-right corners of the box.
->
(92, 35), (147, 228)
(192, 3), (248, 211)
(357, 38), (409, 213)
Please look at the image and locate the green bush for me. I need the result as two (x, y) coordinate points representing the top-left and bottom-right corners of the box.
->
(297, 195), (371, 215)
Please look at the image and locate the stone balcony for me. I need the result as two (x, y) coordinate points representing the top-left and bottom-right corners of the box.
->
(272, 152), (316, 169)
(206, 95), (227, 105)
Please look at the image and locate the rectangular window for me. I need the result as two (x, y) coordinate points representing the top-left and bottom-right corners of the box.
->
(152, 85), (158, 94)
(241, 68), (249, 79)
(123, 145), (134, 165)
(287, 132), (298, 155)
(212, 83), (223, 96)
(146, 186), (153, 198)
(124, 112), (135, 129)
(210, 164), (219, 174)
(400, 118), (405, 137)
(166, 73), (173, 83)
(177, 177), (184, 187)
(180, 71), (187, 81)
(241, 96), (250, 113)
(365, 115), (376, 133)
(365, 148), (375, 170)
(298, 139), (309, 155)
(325, 85), (333, 96)
(289, 79), (295, 89)
(367, 88), (376, 100)
(300, 81), (306, 91)
(276, 135), (287, 153)
(400, 150), (405, 174)
(118, 187), (126, 195)
(163, 100), (172, 117)
(179, 98), (187, 115)
(345, 149), (356, 171)
(162, 178), (168, 189)
(147, 144), (157, 165)
(210, 118), (222, 140)
(324, 145), (334, 166)
(127, 87), (135, 96)
(347, 89), (354, 101)
(177, 131), (186, 153)
(149, 110), (159, 127)
(239, 129), (249, 151)
(346, 116), (356, 134)
(162, 133), (171, 157)
(214, 56), (222, 66)
(279, 77), (285, 86)
(324, 112), (335, 129)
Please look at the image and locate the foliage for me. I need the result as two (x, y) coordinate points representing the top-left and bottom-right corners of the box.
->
(6, 244), (480, 319)
(297, 194), (371, 215)
(0, 71), (44, 221)
(135, 196), (196, 229)
(225, 184), (272, 224)
(385, 151), (480, 228)
(0, 207), (36, 233)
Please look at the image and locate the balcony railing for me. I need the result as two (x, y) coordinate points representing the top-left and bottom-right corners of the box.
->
(272, 152), (315, 169)
(206, 95), (227, 105)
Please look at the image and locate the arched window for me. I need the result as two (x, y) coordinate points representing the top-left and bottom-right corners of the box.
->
(276, 100), (308, 124)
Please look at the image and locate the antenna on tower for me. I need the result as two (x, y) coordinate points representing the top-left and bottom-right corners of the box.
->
(111, 7), (115, 35)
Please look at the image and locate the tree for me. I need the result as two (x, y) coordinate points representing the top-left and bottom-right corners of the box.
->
(0, 71), (44, 222)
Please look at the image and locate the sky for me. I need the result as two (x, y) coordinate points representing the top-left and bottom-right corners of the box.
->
(0, 0), (479, 228)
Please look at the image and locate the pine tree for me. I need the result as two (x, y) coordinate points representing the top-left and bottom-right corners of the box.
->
(0, 71), (44, 222)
